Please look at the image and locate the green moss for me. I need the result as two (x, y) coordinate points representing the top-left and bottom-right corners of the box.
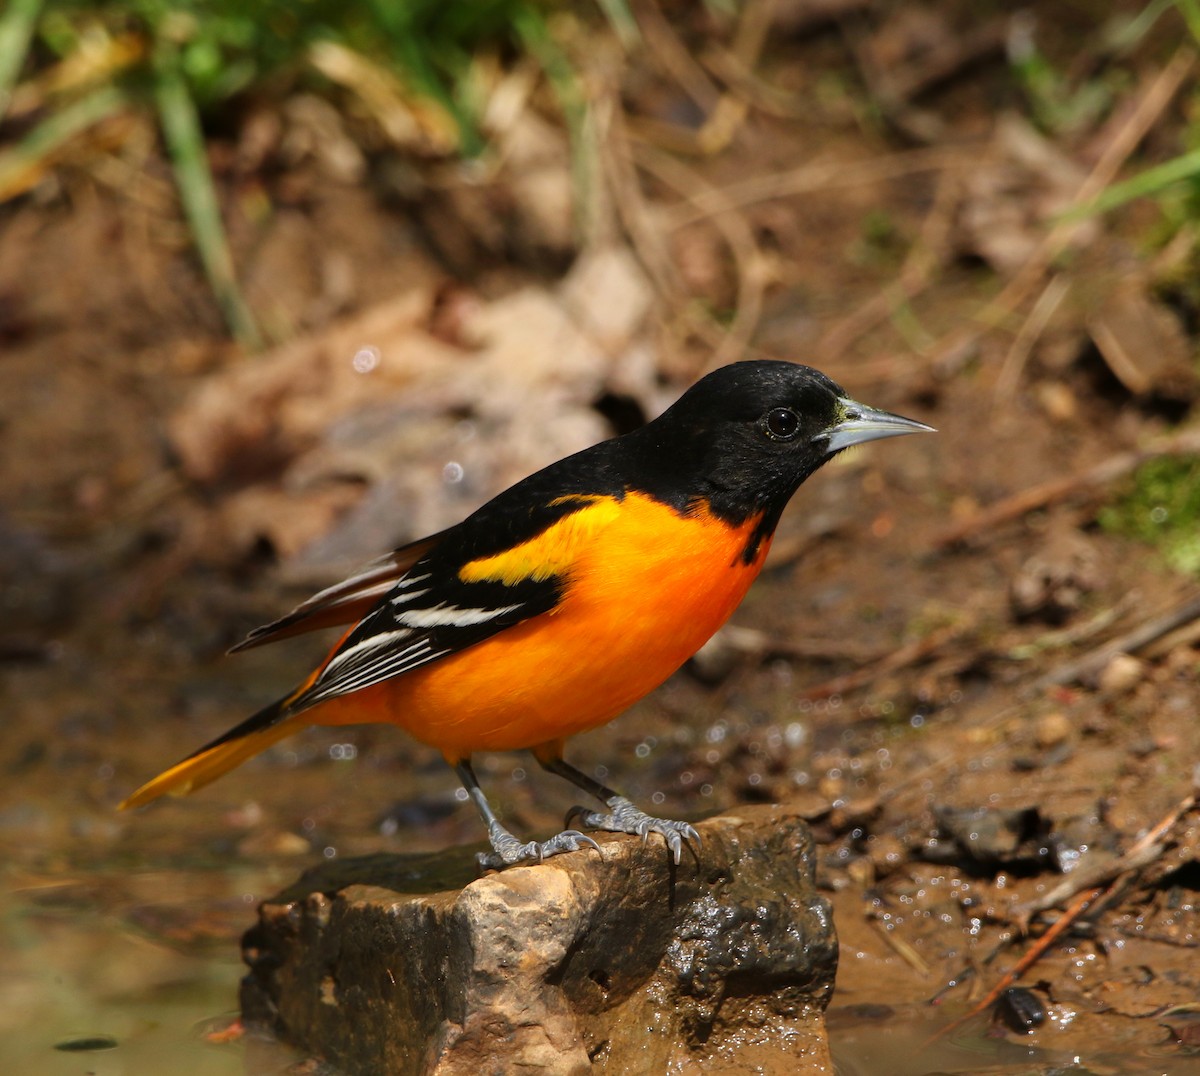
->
(1098, 456), (1200, 575)
(2, 0), (599, 343)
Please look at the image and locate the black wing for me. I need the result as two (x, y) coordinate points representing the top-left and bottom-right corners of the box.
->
(284, 458), (633, 712)
(228, 533), (446, 653)
(292, 562), (564, 710)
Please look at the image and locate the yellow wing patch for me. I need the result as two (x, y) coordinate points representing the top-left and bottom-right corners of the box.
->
(459, 495), (622, 586)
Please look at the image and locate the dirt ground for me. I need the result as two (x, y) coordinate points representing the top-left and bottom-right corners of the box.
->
(3, 2), (1200, 1073)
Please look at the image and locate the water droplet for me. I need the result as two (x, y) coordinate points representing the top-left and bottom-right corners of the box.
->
(352, 346), (380, 373)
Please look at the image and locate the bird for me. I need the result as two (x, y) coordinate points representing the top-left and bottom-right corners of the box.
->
(121, 360), (933, 868)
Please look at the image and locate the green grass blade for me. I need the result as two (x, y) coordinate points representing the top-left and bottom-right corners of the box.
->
(0, 0), (46, 123)
(394, 28), (482, 156)
(1067, 144), (1200, 220)
(512, 6), (594, 237)
(594, 0), (639, 49)
(0, 84), (126, 199)
(1175, 0), (1200, 44)
(1107, 0), (1176, 52)
(154, 45), (261, 349)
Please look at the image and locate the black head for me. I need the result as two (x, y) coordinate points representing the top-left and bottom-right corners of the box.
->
(622, 360), (932, 532)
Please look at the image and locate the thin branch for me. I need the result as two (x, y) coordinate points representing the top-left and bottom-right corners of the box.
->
(925, 792), (1197, 1046)
(934, 428), (1200, 549)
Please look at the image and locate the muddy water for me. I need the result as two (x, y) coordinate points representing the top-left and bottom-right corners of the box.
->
(4, 439), (1198, 1073)
(5, 622), (1197, 1075)
(5, 872), (257, 1075)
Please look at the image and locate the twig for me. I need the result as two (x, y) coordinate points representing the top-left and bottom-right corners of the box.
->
(931, 47), (1195, 366)
(633, 142), (767, 374)
(1003, 594), (1133, 662)
(988, 47), (1193, 317)
(1031, 590), (1200, 692)
(718, 623), (883, 664)
(633, 0), (722, 114)
(992, 274), (1071, 406)
(796, 620), (970, 701)
(598, 91), (684, 301)
(729, 0), (777, 66)
(1014, 840), (1165, 921)
(926, 791), (1197, 1046)
(934, 427), (1200, 549)
(870, 917), (932, 977)
(1142, 616), (1200, 660)
(633, 0), (784, 156)
(885, 20), (1010, 105)
(844, 12), (1008, 141)
(700, 46), (812, 120)
(661, 146), (968, 231)
(816, 166), (959, 363)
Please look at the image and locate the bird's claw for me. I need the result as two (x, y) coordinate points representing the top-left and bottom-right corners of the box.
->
(566, 796), (700, 864)
(477, 824), (600, 870)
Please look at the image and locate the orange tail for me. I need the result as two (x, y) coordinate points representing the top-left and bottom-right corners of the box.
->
(120, 700), (300, 809)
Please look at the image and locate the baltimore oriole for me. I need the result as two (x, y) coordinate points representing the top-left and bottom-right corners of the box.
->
(122, 361), (932, 867)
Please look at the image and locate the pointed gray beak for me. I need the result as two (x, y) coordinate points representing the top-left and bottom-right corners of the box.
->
(821, 398), (936, 453)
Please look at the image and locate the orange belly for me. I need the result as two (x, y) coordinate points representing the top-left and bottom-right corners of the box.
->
(312, 493), (770, 757)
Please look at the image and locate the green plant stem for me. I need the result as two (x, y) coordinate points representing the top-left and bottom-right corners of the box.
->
(0, 84), (126, 198)
(1069, 144), (1200, 220)
(595, 0), (638, 49)
(513, 6), (594, 238)
(1175, 0), (1200, 44)
(394, 27), (482, 156)
(0, 0), (45, 123)
(154, 43), (260, 349)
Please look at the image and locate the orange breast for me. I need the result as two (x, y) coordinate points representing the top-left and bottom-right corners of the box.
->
(315, 492), (770, 757)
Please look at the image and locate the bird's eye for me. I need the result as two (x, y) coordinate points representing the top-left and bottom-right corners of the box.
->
(763, 407), (800, 441)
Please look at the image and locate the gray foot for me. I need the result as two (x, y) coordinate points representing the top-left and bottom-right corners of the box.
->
(567, 796), (699, 864)
(478, 822), (600, 870)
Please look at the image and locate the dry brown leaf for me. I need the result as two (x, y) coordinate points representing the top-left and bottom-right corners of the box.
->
(171, 246), (658, 575)
(1088, 280), (1198, 401)
(955, 115), (1099, 274)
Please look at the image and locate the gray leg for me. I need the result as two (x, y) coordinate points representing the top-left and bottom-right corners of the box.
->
(536, 755), (700, 865)
(454, 759), (599, 870)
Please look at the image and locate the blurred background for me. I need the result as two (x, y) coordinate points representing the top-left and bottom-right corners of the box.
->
(2, 1), (1200, 1072)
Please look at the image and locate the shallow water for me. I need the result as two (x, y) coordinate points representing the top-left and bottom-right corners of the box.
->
(9, 854), (1191, 1076)
(4, 872), (248, 1074)
(4, 611), (1197, 1074)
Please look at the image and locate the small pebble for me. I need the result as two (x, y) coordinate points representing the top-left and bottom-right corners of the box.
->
(996, 986), (1046, 1032)
(1034, 711), (1072, 750)
(1035, 381), (1077, 422)
(1097, 652), (1145, 694)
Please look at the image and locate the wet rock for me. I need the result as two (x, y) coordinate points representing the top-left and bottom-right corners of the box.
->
(924, 805), (1056, 870)
(240, 804), (837, 1075)
(994, 985), (1047, 1033)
